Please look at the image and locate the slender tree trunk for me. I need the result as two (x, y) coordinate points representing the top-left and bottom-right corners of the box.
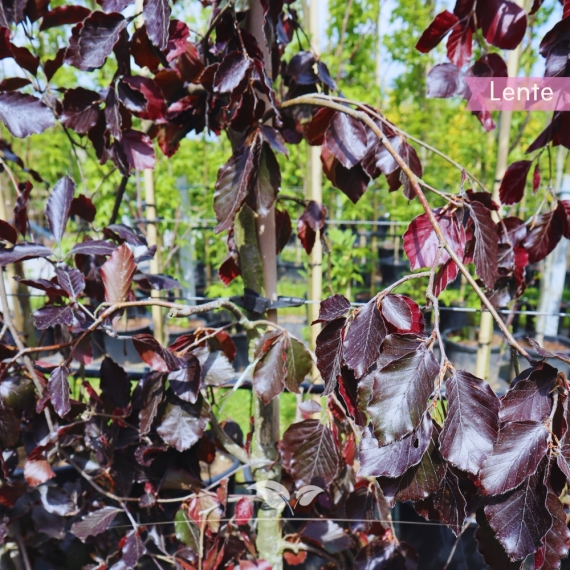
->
(475, 0), (528, 384)
(242, 3), (283, 567)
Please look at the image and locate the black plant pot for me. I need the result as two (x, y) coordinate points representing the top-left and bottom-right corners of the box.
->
(443, 328), (509, 380)
(380, 258), (409, 285)
(105, 317), (152, 366)
(439, 303), (469, 332)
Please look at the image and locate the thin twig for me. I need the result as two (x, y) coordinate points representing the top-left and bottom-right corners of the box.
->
(334, 0), (355, 84)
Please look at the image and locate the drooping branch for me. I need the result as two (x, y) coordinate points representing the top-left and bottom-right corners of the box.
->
(280, 94), (534, 362)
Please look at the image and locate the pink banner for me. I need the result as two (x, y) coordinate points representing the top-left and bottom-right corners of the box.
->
(465, 77), (570, 111)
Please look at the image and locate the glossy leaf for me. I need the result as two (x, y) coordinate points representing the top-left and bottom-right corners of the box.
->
(343, 299), (387, 378)
(40, 5), (90, 30)
(475, 508), (523, 570)
(485, 464), (551, 560)
(470, 202), (499, 288)
(56, 265), (85, 300)
(168, 355), (201, 404)
(46, 176), (75, 245)
(380, 294), (424, 334)
(100, 243), (136, 303)
(362, 344), (438, 444)
(143, 0), (170, 50)
(33, 305), (74, 330)
(523, 203), (565, 264)
(426, 63), (465, 98)
(66, 12), (127, 71)
(71, 507), (120, 541)
(315, 318), (345, 394)
(499, 161), (532, 205)
(0, 92), (55, 138)
(314, 294), (351, 324)
(157, 400), (208, 452)
(213, 51), (251, 94)
(478, 0), (528, 49)
(69, 240), (116, 256)
(433, 470), (467, 536)
(281, 419), (339, 488)
(24, 449), (56, 487)
(440, 370), (500, 475)
(48, 366), (70, 417)
(415, 10), (459, 52)
(480, 421), (549, 496)
(536, 493), (570, 570)
(324, 112), (368, 170)
(358, 412), (432, 478)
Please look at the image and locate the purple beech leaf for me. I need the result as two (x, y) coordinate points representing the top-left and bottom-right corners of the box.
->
(137, 372), (164, 434)
(536, 493), (570, 570)
(380, 294), (424, 334)
(416, 10), (459, 52)
(0, 242), (53, 266)
(361, 344), (438, 444)
(281, 419), (339, 488)
(213, 51), (251, 93)
(24, 449), (56, 487)
(121, 129), (156, 171)
(284, 335), (312, 393)
(315, 317), (345, 394)
(69, 240), (117, 256)
(39, 5), (91, 30)
(246, 143), (280, 217)
(485, 463), (551, 561)
(46, 176), (75, 245)
(71, 506), (121, 541)
(122, 530), (146, 567)
(168, 355), (201, 404)
(343, 299), (387, 378)
(0, 92), (55, 138)
(100, 357), (130, 408)
(100, 243), (136, 304)
(355, 541), (419, 570)
(378, 420), (446, 506)
(433, 469), (467, 536)
(33, 305), (74, 330)
(478, 0), (527, 50)
(533, 164), (541, 194)
(475, 509), (524, 570)
(313, 294), (351, 324)
(214, 143), (259, 234)
(499, 160), (532, 205)
(500, 365), (557, 423)
(48, 366), (70, 417)
(439, 370), (500, 475)
(69, 194), (96, 222)
(324, 112), (368, 170)
(157, 399), (208, 452)
(143, 0), (170, 50)
(426, 63), (465, 98)
(55, 265), (85, 300)
(133, 334), (181, 372)
(59, 87), (101, 134)
(480, 420), (549, 496)
(523, 203), (565, 264)
(65, 12), (127, 71)
(104, 223), (147, 246)
(376, 334), (424, 369)
(358, 412), (432, 478)
(0, 220), (17, 244)
(470, 202), (499, 288)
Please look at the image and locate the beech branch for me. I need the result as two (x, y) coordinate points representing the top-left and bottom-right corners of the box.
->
(280, 94), (534, 363)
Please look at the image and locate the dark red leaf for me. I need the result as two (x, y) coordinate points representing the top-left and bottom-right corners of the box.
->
(121, 129), (156, 171)
(523, 204), (565, 264)
(0, 92), (55, 138)
(0, 77), (31, 91)
(10, 44), (39, 74)
(122, 530), (146, 567)
(235, 497), (253, 525)
(380, 294), (424, 334)
(0, 220), (17, 244)
(50, 271), (83, 304)
(359, 412), (432, 478)
(533, 164), (541, 194)
(426, 63), (465, 98)
(485, 463), (551, 560)
(213, 51), (251, 94)
(101, 0), (134, 12)
(275, 205), (292, 254)
(69, 240), (116, 256)
(100, 243), (136, 303)
(71, 507), (120, 541)
(40, 5), (90, 30)
(470, 202), (499, 288)
(376, 333), (424, 369)
(69, 194), (96, 223)
(478, 0), (527, 49)
(480, 421), (549, 496)
(499, 160), (532, 205)
(500, 365), (557, 423)
(297, 200), (326, 255)
(119, 75), (166, 121)
(48, 366), (70, 417)
(46, 175), (75, 244)
(133, 333), (180, 372)
(415, 10), (459, 52)
(104, 223), (147, 246)
(378, 420), (446, 506)
(439, 370), (500, 475)
(44, 47), (65, 82)
(32, 305), (74, 330)
(60, 87), (101, 134)
(305, 107), (336, 145)
(324, 112), (368, 170)
(315, 318), (345, 394)
(475, 508), (523, 570)
(360, 343), (439, 444)
(246, 143), (280, 217)
(471, 53), (509, 78)
(314, 294), (351, 324)
(14, 181), (34, 237)
(143, 0), (170, 50)
(446, 20), (473, 67)
(168, 355), (201, 404)
(281, 419), (339, 487)
(0, 243), (52, 266)
(157, 399), (208, 452)
(24, 448), (55, 487)
(536, 493), (570, 569)
(65, 11), (127, 71)
(343, 299), (387, 378)
(433, 470), (467, 536)
(355, 541), (419, 570)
